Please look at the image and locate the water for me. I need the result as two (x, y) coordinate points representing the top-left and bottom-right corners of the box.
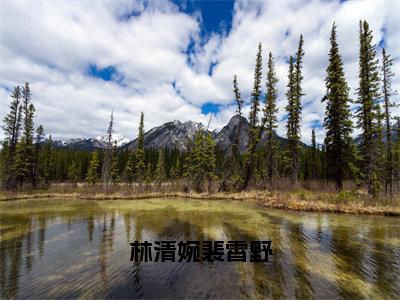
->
(0, 198), (399, 299)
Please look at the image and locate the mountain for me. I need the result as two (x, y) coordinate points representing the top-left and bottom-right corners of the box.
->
(95, 133), (130, 147)
(52, 133), (130, 150)
(51, 115), (307, 151)
(124, 120), (206, 152)
(215, 114), (307, 152)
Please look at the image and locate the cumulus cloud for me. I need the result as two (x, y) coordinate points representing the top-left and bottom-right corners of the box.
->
(0, 0), (399, 145)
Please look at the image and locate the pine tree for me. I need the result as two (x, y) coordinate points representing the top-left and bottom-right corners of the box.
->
(232, 74), (243, 161)
(68, 162), (80, 186)
(124, 150), (135, 183)
(40, 135), (53, 188)
(310, 127), (317, 180)
(1, 86), (23, 188)
(21, 82), (35, 187)
(32, 125), (45, 188)
(86, 151), (100, 185)
(187, 130), (216, 192)
(263, 52), (279, 183)
(233, 75), (244, 116)
(101, 111), (114, 186)
(155, 148), (166, 184)
(322, 23), (354, 189)
(110, 142), (120, 184)
(170, 157), (181, 180)
(285, 55), (301, 180)
(12, 140), (31, 187)
(135, 112), (146, 183)
(145, 162), (153, 184)
(243, 42), (263, 189)
(356, 20), (381, 196)
(381, 48), (396, 195)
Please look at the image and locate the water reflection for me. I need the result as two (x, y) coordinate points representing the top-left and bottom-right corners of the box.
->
(0, 199), (399, 298)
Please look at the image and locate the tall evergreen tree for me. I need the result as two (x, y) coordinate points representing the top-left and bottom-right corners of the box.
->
(1, 86), (23, 188)
(40, 135), (53, 188)
(135, 112), (146, 182)
(243, 42), (263, 189)
(322, 23), (354, 189)
(101, 111), (114, 186)
(381, 48), (396, 195)
(356, 20), (381, 196)
(33, 125), (45, 188)
(86, 151), (100, 185)
(285, 55), (301, 180)
(110, 142), (120, 184)
(124, 150), (135, 183)
(155, 148), (166, 184)
(310, 127), (317, 180)
(68, 162), (80, 186)
(188, 130), (216, 192)
(263, 52), (279, 183)
(21, 82), (35, 186)
(233, 75), (244, 116)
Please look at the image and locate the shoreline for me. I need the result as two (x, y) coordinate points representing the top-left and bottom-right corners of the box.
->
(1, 190), (400, 217)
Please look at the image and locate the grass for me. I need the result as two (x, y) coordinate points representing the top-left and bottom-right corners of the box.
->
(1, 182), (400, 216)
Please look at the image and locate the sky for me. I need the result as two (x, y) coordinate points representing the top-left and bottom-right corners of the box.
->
(1, 0), (399, 144)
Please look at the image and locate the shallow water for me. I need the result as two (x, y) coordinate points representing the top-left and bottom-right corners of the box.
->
(0, 198), (399, 299)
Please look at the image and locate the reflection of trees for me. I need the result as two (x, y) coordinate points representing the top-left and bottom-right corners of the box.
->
(38, 216), (46, 257)
(369, 225), (399, 298)
(0, 215), (37, 298)
(98, 212), (116, 290)
(330, 221), (366, 298)
(1, 200), (399, 299)
(87, 214), (94, 243)
(287, 220), (314, 298)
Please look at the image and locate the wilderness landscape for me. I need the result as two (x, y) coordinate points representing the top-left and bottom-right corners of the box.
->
(1, 1), (399, 299)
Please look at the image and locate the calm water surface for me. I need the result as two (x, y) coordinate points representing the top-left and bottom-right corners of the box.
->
(0, 198), (399, 299)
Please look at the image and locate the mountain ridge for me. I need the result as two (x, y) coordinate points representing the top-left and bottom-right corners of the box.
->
(50, 115), (308, 151)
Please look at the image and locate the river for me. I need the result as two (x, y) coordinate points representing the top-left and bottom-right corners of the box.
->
(0, 198), (399, 298)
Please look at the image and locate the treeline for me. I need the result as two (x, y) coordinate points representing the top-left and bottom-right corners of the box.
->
(1, 21), (399, 196)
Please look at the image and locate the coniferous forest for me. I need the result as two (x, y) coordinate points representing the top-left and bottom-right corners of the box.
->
(1, 21), (399, 198)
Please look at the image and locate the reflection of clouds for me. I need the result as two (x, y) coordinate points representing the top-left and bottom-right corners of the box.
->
(0, 198), (399, 298)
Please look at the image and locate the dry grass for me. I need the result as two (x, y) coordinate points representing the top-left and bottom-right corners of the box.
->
(1, 181), (399, 216)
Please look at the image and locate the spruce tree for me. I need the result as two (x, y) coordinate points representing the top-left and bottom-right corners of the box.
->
(124, 150), (135, 183)
(86, 151), (100, 185)
(135, 111), (146, 182)
(263, 52), (279, 183)
(187, 130), (216, 192)
(21, 82), (35, 186)
(33, 125), (45, 188)
(233, 75), (244, 116)
(232, 74), (243, 160)
(381, 48), (396, 195)
(40, 135), (53, 188)
(68, 162), (80, 186)
(243, 42), (263, 189)
(310, 127), (317, 180)
(155, 148), (166, 184)
(285, 55), (300, 180)
(322, 23), (354, 189)
(1, 86), (23, 188)
(356, 20), (381, 196)
(110, 142), (120, 184)
(101, 111), (114, 186)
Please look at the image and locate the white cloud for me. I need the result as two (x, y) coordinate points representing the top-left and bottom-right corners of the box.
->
(0, 0), (399, 145)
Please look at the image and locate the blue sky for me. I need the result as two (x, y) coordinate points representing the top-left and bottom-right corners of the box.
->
(1, 0), (399, 143)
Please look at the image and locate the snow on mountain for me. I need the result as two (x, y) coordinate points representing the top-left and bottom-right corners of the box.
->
(94, 133), (130, 147)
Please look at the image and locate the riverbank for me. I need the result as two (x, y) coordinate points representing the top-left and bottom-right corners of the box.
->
(1, 188), (399, 216)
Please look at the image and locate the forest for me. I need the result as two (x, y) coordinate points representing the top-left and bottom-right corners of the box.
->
(1, 20), (399, 199)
